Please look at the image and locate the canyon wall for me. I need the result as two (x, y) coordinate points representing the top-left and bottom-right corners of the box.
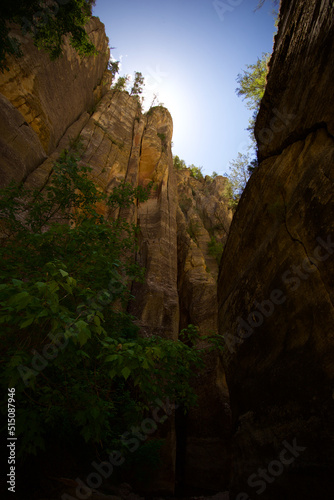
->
(0, 19), (232, 495)
(218, 1), (334, 499)
(0, 17), (111, 186)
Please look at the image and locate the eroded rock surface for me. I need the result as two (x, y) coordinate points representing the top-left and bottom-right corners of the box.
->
(176, 172), (232, 492)
(0, 17), (110, 186)
(218, 1), (334, 499)
(0, 15), (233, 496)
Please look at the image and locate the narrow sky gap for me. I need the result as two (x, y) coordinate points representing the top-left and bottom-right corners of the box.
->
(93, 0), (277, 175)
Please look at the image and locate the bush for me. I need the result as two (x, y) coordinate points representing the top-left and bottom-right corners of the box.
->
(189, 164), (203, 180)
(0, 0), (97, 72)
(187, 219), (201, 243)
(208, 236), (224, 264)
(0, 145), (223, 462)
(173, 155), (186, 170)
(157, 132), (167, 152)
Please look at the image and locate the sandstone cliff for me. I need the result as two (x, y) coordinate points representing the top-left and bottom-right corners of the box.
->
(0, 19), (232, 495)
(0, 16), (111, 187)
(218, 1), (334, 499)
(30, 94), (233, 494)
(175, 171), (232, 493)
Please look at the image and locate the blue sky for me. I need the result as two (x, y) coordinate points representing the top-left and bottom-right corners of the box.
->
(92, 0), (277, 176)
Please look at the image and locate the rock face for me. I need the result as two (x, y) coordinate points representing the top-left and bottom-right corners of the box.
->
(29, 97), (233, 493)
(0, 16), (111, 186)
(218, 1), (334, 499)
(256, 0), (334, 161)
(0, 20), (232, 495)
(176, 172), (232, 493)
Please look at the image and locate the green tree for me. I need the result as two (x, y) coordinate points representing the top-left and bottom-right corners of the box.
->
(0, 142), (223, 460)
(207, 236), (224, 264)
(225, 4), (276, 209)
(224, 152), (255, 210)
(173, 155), (186, 171)
(226, 51), (270, 207)
(108, 59), (120, 80)
(189, 164), (203, 180)
(130, 71), (145, 97)
(113, 75), (130, 91)
(236, 52), (269, 112)
(112, 71), (145, 101)
(0, 0), (97, 72)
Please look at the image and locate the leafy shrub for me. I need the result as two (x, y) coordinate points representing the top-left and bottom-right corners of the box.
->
(157, 132), (167, 152)
(173, 155), (186, 171)
(112, 75), (130, 91)
(0, 146), (223, 462)
(157, 132), (166, 142)
(0, 0), (97, 71)
(208, 236), (224, 264)
(146, 104), (167, 116)
(189, 164), (203, 180)
(187, 219), (201, 243)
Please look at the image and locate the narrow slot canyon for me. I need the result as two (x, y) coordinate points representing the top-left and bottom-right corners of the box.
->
(0, 1), (333, 499)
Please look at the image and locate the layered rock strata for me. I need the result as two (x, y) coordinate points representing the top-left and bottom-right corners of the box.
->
(218, 1), (334, 499)
(176, 172), (232, 493)
(0, 16), (111, 186)
(0, 20), (232, 494)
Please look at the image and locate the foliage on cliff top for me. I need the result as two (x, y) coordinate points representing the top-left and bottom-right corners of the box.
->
(173, 155), (205, 180)
(111, 71), (146, 108)
(0, 0), (97, 72)
(0, 143), (223, 462)
(174, 156), (228, 189)
(146, 104), (169, 116)
(236, 53), (270, 114)
(225, 47), (271, 209)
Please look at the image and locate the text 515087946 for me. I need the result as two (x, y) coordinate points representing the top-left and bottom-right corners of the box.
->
(7, 388), (16, 493)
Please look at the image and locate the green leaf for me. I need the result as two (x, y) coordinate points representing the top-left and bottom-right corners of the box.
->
(20, 317), (35, 329)
(75, 320), (91, 346)
(9, 291), (32, 310)
(142, 359), (150, 369)
(12, 279), (23, 286)
(121, 366), (131, 380)
(77, 350), (90, 359)
(105, 354), (119, 363)
(59, 269), (69, 277)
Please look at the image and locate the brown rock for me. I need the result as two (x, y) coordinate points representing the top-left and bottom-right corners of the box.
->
(0, 17), (110, 155)
(0, 93), (46, 186)
(255, 0), (334, 161)
(218, 1), (334, 498)
(176, 173), (232, 492)
(130, 106), (179, 341)
(0, 15), (234, 491)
